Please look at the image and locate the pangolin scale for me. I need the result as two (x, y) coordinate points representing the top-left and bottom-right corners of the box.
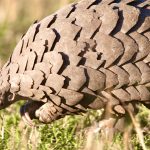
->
(0, 0), (150, 130)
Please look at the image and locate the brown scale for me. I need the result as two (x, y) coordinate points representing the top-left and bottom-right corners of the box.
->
(45, 74), (65, 94)
(34, 28), (57, 50)
(62, 65), (86, 91)
(130, 32), (150, 62)
(119, 3), (140, 33)
(91, 3), (119, 34)
(95, 32), (124, 68)
(84, 52), (104, 69)
(43, 51), (64, 73)
(114, 32), (138, 66)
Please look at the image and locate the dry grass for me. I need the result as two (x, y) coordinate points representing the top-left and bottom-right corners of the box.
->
(0, 103), (150, 150)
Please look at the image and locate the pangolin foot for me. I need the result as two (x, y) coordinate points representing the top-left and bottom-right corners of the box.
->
(20, 101), (63, 125)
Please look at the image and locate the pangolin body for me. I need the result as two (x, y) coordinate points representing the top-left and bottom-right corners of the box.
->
(0, 0), (150, 128)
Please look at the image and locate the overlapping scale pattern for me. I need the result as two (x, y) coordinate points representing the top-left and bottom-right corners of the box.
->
(0, 0), (149, 126)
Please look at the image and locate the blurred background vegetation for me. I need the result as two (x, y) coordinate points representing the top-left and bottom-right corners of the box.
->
(0, 0), (149, 150)
(0, 0), (75, 64)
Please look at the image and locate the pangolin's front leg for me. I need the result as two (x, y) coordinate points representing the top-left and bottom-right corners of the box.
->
(35, 101), (65, 123)
(20, 101), (64, 125)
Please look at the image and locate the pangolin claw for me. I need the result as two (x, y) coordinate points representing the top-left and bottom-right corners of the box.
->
(20, 104), (35, 126)
(20, 101), (44, 126)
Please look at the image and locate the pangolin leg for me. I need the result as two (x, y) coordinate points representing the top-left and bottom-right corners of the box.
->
(35, 101), (63, 124)
(95, 101), (141, 142)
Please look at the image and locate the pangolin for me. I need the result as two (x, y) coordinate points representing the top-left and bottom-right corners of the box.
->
(0, 0), (149, 130)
